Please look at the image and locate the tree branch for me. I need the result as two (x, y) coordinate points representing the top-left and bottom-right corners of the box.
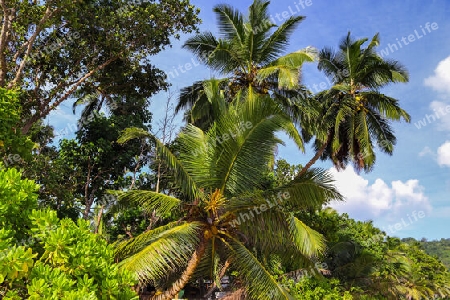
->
(297, 133), (332, 177)
(0, 1), (14, 86)
(21, 55), (120, 134)
(8, 5), (58, 88)
(45, 56), (120, 115)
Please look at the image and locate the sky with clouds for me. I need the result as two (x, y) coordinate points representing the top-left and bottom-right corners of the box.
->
(46, 0), (450, 240)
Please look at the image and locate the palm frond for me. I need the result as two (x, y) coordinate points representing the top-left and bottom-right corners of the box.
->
(257, 50), (316, 89)
(213, 4), (246, 44)
(208, 39), (245, 73)
(176, 81), (207, 114)
(277, 168), (343, 209)
(118, 222), (203, 283)
(182, 32), (219, 64)
(115, 221), (184, 259)
(259, 16), (306, 64)
(363, 91), (411, 122)
(117, 126), (150, 144)
(118, 127), (201, 200)
(211, 96), (290, 195)
(287, 215), (326, 257)
(221, 234), (295, 300)
(116, 190), (181, 217)
(177, 124), (221, 190)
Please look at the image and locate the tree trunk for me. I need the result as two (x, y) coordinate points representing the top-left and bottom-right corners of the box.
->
(21, 113), (40, 135)
(204, 259), (231, 298)
(94, 205), (104, 234)
(297, 140), (328, 177)
(151, 239), (207, 300)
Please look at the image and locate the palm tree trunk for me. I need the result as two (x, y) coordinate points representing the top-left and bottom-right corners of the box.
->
(94, 205), (104, 234)
(151, 239), (207, 300)
(203, 259), (231, 298)
(297, 135), (330, 177)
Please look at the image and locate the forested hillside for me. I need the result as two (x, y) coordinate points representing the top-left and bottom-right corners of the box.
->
(403, 238), (450, 271)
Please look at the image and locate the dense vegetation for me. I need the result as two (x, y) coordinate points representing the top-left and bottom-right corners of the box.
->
(0, 0), (449, 299)
(403, 238), (450, 271)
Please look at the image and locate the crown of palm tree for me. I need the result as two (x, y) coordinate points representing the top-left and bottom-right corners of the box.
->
(177, 0), (317, 129)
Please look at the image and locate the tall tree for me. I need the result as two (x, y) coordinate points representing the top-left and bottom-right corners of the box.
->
(58, 96), (152, 219)
(300, 32), (411, 174)
(114, 94), (342, 300)
(0, 0), (200, 133)
(177, 0), (317, 129)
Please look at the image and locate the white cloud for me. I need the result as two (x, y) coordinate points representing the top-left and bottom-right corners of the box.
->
(328, 167), (432, 223)
(418, 146), (434, 157)
(437, 141), (450, 167)
(428, 101), (450, 131)
(424, 56), (450, 95)
(421, 57), (450, 131)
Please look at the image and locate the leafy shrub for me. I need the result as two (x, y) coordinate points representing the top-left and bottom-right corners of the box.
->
(0, 166), (138, 299)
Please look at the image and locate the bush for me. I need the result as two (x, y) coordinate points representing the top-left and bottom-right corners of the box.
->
(0, 166), (138, 299)
(282, 277), (353, 300)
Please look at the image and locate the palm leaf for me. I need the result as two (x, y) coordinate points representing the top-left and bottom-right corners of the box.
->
(118, 127), (201, 200)
(118, 222), (203, 282)
(213, 3), (246, 44)
(278, 168), (343, 209)
(220, 234), (295, 300)
(114, 221), (184, 259)
(287, 215), (325, 257)
(115, 190), (181, 217)
(259, 16), (306, 64)
(182, 32), (219, 64)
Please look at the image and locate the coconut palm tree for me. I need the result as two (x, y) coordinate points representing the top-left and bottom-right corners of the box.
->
(114, 94), (342, 300)
(300, 32), (411, 174)
(177, 0), (317, 129)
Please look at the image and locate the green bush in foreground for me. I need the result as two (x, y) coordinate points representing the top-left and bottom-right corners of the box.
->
(282, 277), (353, 300)
(0, 166), (138, 299)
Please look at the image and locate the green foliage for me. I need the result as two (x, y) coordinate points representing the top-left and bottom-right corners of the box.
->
(1, 0), (200, 132)
(30, 97), (154, 219)
(0, 167), (138, 299)
(0, 166), (39, 241)
(282, 277), (353, 300)
(0, 88), (34, 160)
(296, 206), (450, 299)
(26, 210), (138, 299)
(21, 143), (81, 220)
(405, 238), (450, 271)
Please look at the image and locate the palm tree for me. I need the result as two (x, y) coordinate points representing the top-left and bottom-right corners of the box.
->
(114, 94), (342, 300)
(177, 0), (317, 128)
(300, 32), (411, 174)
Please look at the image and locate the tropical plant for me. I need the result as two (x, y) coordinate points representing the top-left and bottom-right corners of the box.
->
(177, 0), (317, 129)
(0, 167), (138, 299)
(301, 32), (411, 174)
(0, 88), (34, 161)
(114, 94), (342, 300)
(281, 277), (353, 300)
(300, 207), (450, 300)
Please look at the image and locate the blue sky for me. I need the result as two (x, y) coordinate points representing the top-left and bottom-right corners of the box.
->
(47, 0), (450, 240)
